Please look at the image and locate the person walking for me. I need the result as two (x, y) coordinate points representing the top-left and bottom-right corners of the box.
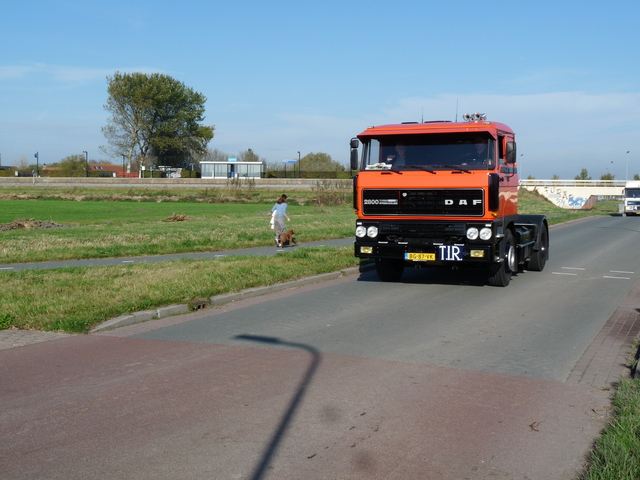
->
(271, 194), (290, 247)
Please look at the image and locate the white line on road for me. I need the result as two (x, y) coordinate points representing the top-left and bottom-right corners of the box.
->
(603, 276), (631, 280)
(610, 270), (635, 274)
(553, 272), (578, 276)
(122, 261), (135, 263)
(561, 267), (586, 270)
(0, 267), (14, 270)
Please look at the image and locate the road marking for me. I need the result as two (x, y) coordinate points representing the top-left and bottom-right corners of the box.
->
(214, 255), (225, 258)
(603, 276), (631, 280)
(122, 261), (135, 264)
(553, 272), (578, 276)
(561, 267), (585, 270)
(610, 270), (635, 274)
(0, 267), (14, 270)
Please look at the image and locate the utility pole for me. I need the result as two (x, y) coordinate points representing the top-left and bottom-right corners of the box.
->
(626, 151), (630, 181)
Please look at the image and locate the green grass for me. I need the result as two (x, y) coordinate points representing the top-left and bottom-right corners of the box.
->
(0, 198), (270, 224)
(581, 376), (640, 479)
(0, 188), (620, 264)
(0, 200), (355, 263)
(0, 247), (360, 333)
(0, 183), (349, 206)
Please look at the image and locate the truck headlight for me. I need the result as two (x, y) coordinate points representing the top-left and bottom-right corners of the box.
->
(466, 227), (479, 240)
(367, 226), (379, 238)
(356, 226), (367, 238)
(479, 228), (492, 240)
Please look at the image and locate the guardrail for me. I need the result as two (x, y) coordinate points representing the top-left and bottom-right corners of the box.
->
(519, 179), (627, 188)
(0, 176), (353, 188)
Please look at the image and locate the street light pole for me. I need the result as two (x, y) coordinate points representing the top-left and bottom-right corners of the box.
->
(626, 151), (630, 181)
(34, 152), (39, 177)
(297, 151), (301, 178)
(83, 151), (88, 177)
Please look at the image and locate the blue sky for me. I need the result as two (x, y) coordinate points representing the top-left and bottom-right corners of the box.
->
(2, 0), (640, 179)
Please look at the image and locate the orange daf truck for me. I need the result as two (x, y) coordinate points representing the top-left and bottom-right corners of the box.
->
(349, 113), (549, 287)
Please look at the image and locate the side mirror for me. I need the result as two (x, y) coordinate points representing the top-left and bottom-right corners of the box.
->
(350, 138), (359, 170)
(506, 142), (516, 164)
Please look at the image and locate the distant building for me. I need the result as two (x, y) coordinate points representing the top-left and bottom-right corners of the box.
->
(200, 161), (263, 179)
(89, 164), (125, 176)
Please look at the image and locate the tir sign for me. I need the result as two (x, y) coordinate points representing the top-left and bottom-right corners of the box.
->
(438, 245), (463, 261)
(444, 199), (482, 206)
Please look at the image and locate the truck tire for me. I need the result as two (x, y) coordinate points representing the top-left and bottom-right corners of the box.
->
(527, 224), (548, 271)
(487, 230), (515, 287)
(375, 258), (404, 282)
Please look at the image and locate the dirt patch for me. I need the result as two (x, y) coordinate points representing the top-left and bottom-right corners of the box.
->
(163, 214), (196, 222)
(0, 219), (71, 231)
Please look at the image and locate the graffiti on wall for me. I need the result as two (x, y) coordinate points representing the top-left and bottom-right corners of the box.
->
(537, 185), (587, 209)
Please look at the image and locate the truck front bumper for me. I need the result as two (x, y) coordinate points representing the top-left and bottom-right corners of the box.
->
(354, 219), (501, 266)
(355, 242), (496, 266)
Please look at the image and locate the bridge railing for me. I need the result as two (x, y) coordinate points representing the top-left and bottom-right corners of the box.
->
(519, 179), (626, 188)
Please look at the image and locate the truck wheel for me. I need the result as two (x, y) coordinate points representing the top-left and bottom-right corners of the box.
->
(487, 230), (515, 287)
(527, 224), (548, 271)
(375, 259), (404, 282)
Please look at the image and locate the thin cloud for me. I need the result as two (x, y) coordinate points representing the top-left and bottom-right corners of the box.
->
(0, 63), (167, 84)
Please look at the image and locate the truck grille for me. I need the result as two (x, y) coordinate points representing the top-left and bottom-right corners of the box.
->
(362, 189), (484, 216)
(379, 222), (466, 243)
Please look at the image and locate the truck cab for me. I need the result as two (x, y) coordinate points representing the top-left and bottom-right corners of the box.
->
(623, 181), (640, 216)
(350, 115), (548, 286)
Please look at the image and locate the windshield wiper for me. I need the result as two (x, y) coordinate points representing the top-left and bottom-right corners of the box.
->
(431, 165), (472, 173)
(404, 165), (436, 174)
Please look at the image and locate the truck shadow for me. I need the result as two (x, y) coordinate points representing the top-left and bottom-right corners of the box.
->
(358, 265), (519, 287)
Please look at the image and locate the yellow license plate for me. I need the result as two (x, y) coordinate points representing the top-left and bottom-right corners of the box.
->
(405, 252), (435, 261)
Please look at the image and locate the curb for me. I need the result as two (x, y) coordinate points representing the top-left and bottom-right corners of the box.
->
(90, 264), (373, 333)
(90, 305), (190, 333)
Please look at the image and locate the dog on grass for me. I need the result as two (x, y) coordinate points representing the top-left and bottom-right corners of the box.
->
(278, 230), (296, 248)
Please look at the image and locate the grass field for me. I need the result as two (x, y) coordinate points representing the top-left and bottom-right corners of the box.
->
(0, 246), (360, 333)
(0, 201), (355, 263)
(0, 187), (620, 265)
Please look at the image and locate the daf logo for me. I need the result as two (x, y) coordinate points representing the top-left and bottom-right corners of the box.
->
(444, 199), (482, 206)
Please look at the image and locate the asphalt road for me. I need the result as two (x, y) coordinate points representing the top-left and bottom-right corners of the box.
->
(2, 215), (639, 479)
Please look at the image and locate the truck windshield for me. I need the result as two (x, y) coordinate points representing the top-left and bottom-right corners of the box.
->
(362, 133), (495, 171)
(626, 188), (640, 198)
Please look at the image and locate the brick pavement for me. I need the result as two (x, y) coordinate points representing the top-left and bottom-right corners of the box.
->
(567, 276), (640, 388)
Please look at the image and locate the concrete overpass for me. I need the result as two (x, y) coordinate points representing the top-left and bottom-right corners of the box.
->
(519, 179), (626, 210)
